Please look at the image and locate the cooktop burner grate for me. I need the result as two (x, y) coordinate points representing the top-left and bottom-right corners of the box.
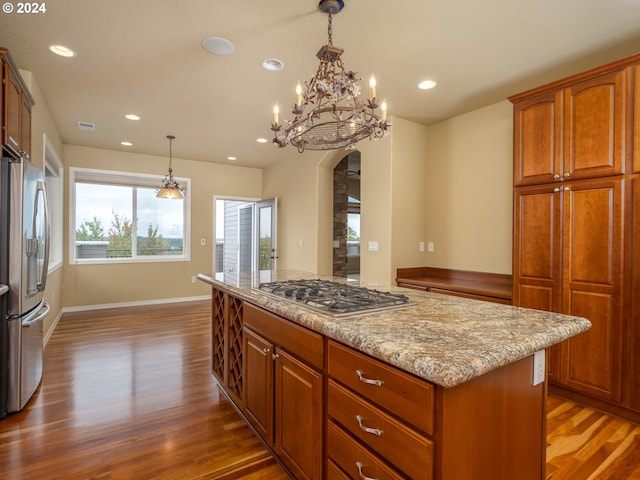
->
(258, 279), (413, 317)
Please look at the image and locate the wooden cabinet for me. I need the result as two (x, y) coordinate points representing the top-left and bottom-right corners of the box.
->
(327, 340), (546, 480)
(631, 175), (640, 412)
(511, 52), (640, 422)
(396, 267), (512, 304)
(513, 177), (625, 398)
(210, 288), (244, 406)
(1, 48), (34, 158)
(635, 65), (640, 173)
(327, 341), (434, 479)
(243, 303), (323, 480)
(514, 69), (627, 186)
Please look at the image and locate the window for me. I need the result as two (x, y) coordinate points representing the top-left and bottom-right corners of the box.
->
(69, 167), (190, 264)
(44, 135), (63, 272)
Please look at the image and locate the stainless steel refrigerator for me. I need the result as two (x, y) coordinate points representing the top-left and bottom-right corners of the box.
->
(0, 154), (50, 417)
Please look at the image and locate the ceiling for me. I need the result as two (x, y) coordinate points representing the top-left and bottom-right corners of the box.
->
(1, 0), (640, 169)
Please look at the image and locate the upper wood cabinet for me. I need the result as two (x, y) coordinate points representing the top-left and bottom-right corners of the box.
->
(1, 48), (34, 158)
(513, 91), (563, 186)
(511, 59), (634, 186)
(563, 70), (626, 181)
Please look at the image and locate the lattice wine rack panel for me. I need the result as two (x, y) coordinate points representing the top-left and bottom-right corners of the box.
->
(211, 288), (225, 381)
(227, 295), (244, 400)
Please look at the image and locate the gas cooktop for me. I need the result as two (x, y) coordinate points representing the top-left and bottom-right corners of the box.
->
(258, 279), (414, 317)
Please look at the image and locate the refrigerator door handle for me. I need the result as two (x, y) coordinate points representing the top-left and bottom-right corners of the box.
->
(34, 179), (50, 293)
(22, 302), (50, 328)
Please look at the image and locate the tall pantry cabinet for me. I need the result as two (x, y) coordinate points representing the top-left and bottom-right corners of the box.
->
(510, 53), (640, 422)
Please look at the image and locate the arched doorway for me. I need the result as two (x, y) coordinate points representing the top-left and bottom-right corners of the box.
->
(332, 151), (361, 279)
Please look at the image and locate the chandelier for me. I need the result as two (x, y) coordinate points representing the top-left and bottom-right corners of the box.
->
(271, 0), (390, 152)
(156, 135), (184, 199)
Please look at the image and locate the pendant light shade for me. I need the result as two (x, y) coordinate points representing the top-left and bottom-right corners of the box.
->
(157, 135), (184, 199)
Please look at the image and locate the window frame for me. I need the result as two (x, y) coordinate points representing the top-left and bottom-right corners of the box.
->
(69, 166), (191, 265)
(43, 134), (63, 273)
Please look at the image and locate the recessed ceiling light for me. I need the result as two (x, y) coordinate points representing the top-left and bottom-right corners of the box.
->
(202, 36), (235, 56)
(418, 80), (437, 90)
(261, 58), (284, 71)
(256, 138), (268, 143)
(227, 156), (237, 161)
(125, 114), (140, 121)
(48, 44), (77, 58)
(121, 141), (133, 147)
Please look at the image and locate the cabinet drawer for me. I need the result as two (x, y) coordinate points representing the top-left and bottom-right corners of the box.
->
(328, 341), (434, 435)
(328, 380), (433, 479)
(327, 460), (350, 480)
(244, 303), (323, 369)
(327, 421), (408, 480)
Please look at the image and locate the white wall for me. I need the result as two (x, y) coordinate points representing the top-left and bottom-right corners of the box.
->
(424, 100), (513, 274)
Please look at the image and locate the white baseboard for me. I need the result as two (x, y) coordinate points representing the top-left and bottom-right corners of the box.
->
(42, 296), (210, 347)
(61, 295), (210, 314)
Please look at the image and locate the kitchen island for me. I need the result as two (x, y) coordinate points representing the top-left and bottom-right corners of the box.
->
(197, 270), (591, 480)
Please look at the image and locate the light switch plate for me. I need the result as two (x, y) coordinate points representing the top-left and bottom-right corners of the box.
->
(368, 241), (379, 252)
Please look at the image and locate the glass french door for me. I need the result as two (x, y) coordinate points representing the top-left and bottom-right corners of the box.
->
(255, 198), (277, 272)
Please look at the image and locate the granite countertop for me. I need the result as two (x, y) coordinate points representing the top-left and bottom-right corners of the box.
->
(0, 284), (8, 296)
(197, 270), (591, 388)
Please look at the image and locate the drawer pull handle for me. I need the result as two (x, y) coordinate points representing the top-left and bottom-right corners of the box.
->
(356, 370), (383, 387)
(356, 461), (379, 480)
(356, 415), (383, 436)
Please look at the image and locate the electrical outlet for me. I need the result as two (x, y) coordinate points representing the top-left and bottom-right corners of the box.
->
(191, 276), (196, 283)
(427, 242), (434, 252)
(200, 238), (206, 246)
(419, 242), (425, 252)
(532, 350), (545, 386)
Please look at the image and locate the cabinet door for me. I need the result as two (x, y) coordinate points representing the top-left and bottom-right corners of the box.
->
(631, 176), (640, 411)
(513, 184), (563, 379)
(21, 96), (31, 160)
(513, 91), (563, 186)
(634, 65), (640, 173)
(4, 66), (22, 155)
(274, 349), (323, 480)
(560, 177), (625, 403)
(243, 328), (274, 443)
(564, 70), (627, 180)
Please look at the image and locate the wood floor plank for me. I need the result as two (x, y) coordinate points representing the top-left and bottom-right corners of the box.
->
(0, 302), (638, 479)
(0, 301), (290, 480)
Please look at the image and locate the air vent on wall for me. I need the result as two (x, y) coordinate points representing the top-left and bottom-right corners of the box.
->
(77, 121), (96, 132)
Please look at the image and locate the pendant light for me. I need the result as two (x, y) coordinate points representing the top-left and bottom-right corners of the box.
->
(156, 135), (184, 199)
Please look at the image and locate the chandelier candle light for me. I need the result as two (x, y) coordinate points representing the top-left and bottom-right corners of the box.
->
(271, 0), (390, 152)
(156, 135), (184, 199)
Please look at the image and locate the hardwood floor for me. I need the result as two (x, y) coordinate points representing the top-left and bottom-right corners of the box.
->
(0, 301), (638, 479)
(546, 396), (640, 479)
(0, 301), (289, 480)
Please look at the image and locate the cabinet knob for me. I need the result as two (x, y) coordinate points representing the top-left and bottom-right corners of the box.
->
(355, 369), (384, 387)
(564, 186), (570, 191)
(554, 174), (560, 179)
(356, 415), (383, 437)
(271, 353), (279, 360)
(356, 461), (379, 480)
(553, 187), (560, 193)
(564, 172), (570, 177)
(263, 347), (270, 354)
